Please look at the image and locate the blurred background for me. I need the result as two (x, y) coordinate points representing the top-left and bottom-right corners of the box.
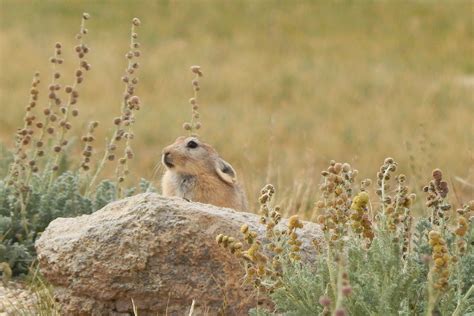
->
(0, 0), (472, 212)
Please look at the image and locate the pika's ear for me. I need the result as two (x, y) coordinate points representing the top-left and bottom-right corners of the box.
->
(215, 158), (237, 185)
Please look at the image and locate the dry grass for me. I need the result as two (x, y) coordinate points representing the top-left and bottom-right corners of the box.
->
(0, 0), (472, 212)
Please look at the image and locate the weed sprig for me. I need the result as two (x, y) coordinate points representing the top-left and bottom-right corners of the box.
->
(85, 17), (142, 198)
(183, 66), (203, 135)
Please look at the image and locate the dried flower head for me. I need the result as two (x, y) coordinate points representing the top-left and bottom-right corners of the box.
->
(183, 66), (204, 135)
(350, 191), (374, 241)
(428, 230), (450, 291)
(319, 295), (331, 307)
(423, 169), (451, 226)
(80, 121), (99, 171)
(314, 161), (357, 242)
(132, 17), (141, 26)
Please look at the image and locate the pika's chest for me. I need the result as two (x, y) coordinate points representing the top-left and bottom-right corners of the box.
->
(174, 175), (197, 199)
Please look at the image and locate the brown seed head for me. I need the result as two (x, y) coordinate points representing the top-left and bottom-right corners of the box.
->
(190, 65), (203, 76)
(319, 296), (331, 307)
(432, 169), (443, 181)
(335, 308), (347, 316)
(342, 286), (352, 296)
(132, 18), (141, 26)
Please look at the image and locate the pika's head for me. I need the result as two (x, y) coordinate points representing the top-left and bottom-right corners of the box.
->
(162, 136), (237, 185)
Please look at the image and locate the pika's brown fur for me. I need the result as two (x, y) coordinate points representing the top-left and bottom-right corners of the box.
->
(161, 136), (248, 211)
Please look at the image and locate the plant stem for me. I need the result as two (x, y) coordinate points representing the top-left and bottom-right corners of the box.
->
(85, 136), (115, 197)
(334, 258), (344, 313)
(452, 285), (473, 316)
(425, 268), (439, 316)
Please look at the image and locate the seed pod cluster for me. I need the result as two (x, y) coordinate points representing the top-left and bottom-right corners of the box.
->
(319, 295), (332, 315)
(113, 17), (143, 192)
(80, 121), (99, 171)
(29, 42), (65, 168)
(341, 271), (352, 298)
(287, 215), (303, 261)
(216, 233), (243, 255)
(349, 191), (374, 241)
(423, 169), (451, 226)
(215, 226), (269, 288)
(375, 157), (397, 199)
(454, 202), (473, 238)
(7, 73), (42, 183)
(183, 65), (203, 135)
(453, 202), (473, 258)
(216, 184), (308, 292)
(428, 230), (450, 291)
(315, 161), (357, 241)
(49, 13), (92, 175)
(385, 174), (415, 232)
(258, 184), (282, 236)
(41, 41), (65, 150)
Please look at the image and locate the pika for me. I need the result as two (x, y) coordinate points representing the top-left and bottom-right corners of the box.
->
(161, 136), (248, 211)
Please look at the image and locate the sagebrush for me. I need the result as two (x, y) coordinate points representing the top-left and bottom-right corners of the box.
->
(0, 13), (154, 276)
(217, 159), (473, 315)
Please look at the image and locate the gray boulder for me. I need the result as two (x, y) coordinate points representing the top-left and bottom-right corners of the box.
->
(35, 193), (323, 315)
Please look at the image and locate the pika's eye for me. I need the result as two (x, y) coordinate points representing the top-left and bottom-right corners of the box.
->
(186, 140), (198, 149)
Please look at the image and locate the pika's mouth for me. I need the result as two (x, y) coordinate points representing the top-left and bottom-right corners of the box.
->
(162, 153), (174, 168)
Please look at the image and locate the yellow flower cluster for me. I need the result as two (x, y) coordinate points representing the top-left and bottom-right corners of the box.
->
(454, 215), (469, 256)
(349, 192), (374, 240)
(216, 233), (243, 255)
(315, 161), (358, 242)
(288, 215), (303, 230)
(240, 223), (258, 245)
(241, 223), (274, 283)
(454, 216), (468, 237)
(216, 225), (271, 286)
(453, 202), (472, 257)
(258, 184), (282, 238)
(287, 215), (303, 261)
(428, 230), (450, 291)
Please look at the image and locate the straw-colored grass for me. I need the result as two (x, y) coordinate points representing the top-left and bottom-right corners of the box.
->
(0, 1), (472, 211)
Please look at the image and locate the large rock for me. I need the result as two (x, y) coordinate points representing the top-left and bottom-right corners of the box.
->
(36, 193), (323, 315)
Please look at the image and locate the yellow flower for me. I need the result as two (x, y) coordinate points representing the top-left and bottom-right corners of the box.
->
(352, 191), (369, 208)
(428, 230), (441, 240)
(288, 215), (303, 229)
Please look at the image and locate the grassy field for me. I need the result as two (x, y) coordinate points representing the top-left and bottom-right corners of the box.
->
(0, 0), (472, 212)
